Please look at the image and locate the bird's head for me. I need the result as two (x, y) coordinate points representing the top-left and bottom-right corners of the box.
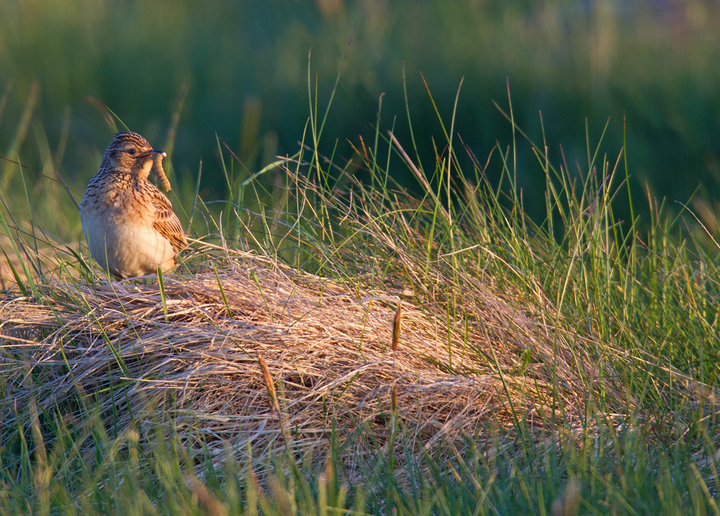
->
(101, 131), (165, 180)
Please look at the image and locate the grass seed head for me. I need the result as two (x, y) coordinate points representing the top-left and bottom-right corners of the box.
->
(258, 353), (278, 414)
(392, 301), (401, 353)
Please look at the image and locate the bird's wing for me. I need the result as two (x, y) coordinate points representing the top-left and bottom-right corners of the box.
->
(151, 189), (188, 252)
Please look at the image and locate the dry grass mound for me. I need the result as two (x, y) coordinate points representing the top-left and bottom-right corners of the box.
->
(0, 240), (602, 463)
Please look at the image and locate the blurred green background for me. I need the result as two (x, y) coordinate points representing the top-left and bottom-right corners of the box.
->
(1, 0), (720, 240)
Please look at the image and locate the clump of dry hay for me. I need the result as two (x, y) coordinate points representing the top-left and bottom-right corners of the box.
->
(0, 240), (602, 464)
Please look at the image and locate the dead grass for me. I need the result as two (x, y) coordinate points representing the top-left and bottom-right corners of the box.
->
(0, 236), (605, 467)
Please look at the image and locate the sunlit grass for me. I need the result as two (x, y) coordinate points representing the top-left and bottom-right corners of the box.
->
(1, 60), (720, 514)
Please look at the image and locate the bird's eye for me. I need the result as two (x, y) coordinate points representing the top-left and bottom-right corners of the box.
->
(126, 148), (136, 155)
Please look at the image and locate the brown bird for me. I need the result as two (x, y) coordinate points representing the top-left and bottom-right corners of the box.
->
(80, 131), (188, 279)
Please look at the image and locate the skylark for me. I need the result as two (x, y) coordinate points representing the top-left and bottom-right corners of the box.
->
(80, 131), (188, 279)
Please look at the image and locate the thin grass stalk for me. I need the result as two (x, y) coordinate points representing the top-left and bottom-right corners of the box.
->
(0, 201), (36, 297)
(213, 265), (232, 318)
(158, 267), (168, 321)
(392, 301), (401, 371)
(257, 353), (290, 449)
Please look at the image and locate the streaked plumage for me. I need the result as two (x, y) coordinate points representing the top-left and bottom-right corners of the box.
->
(80, 131), (188, 279)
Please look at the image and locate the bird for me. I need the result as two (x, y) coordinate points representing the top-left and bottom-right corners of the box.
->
(80, 131), (188, 279)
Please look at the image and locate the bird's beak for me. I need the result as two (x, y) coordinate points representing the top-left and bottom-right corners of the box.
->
(137, 150), (167, 159)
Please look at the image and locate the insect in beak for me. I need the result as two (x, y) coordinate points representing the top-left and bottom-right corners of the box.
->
(151, 151), (172, 191)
